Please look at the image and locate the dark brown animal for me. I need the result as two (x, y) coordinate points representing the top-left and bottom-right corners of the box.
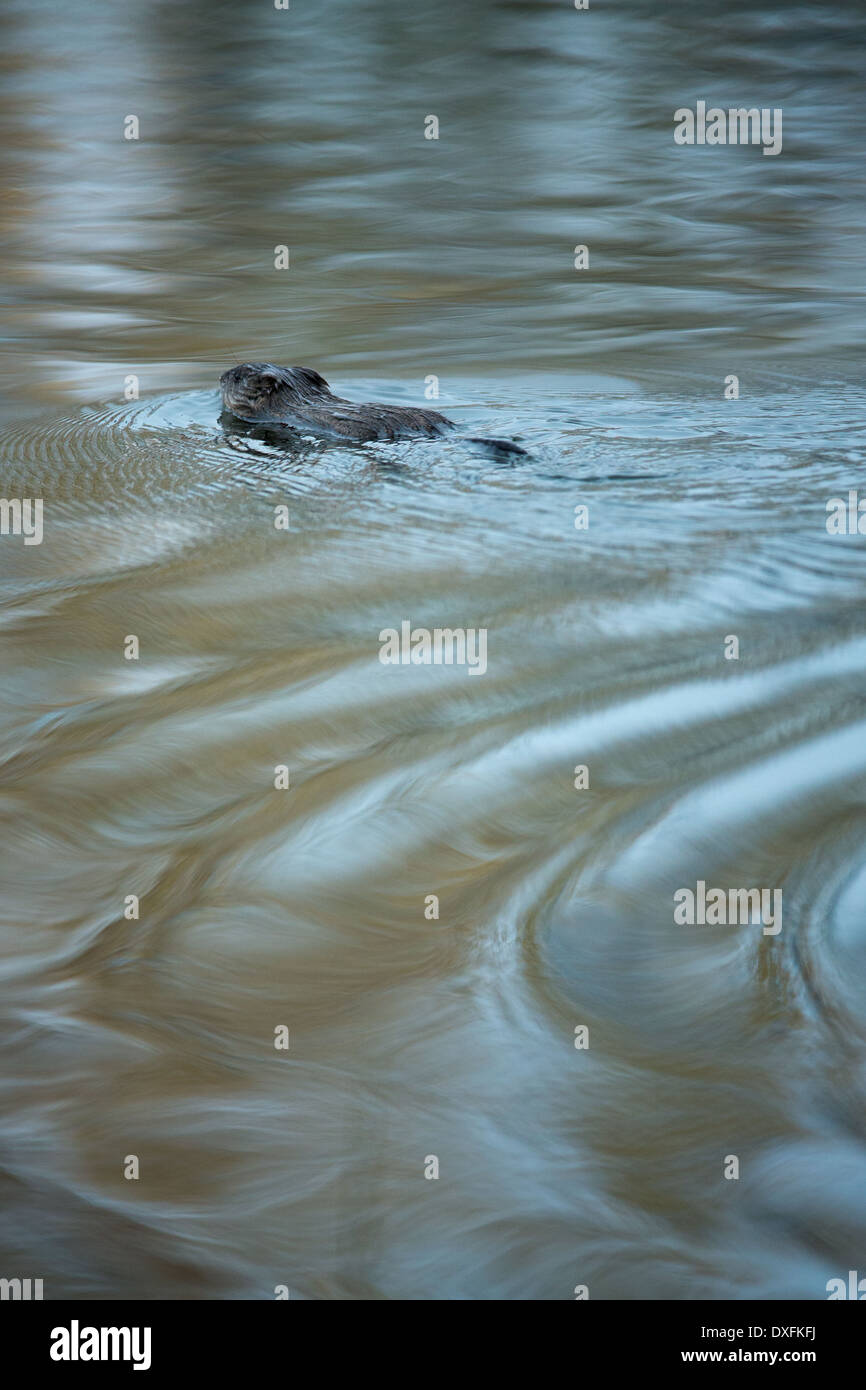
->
(219, 362), (527, 455)
(220, 363), (452, 443)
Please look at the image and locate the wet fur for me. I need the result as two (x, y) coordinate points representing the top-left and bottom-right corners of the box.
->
(220, 363), (453, 444)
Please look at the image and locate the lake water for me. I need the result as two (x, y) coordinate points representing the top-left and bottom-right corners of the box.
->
(1, 0), (865, 1300)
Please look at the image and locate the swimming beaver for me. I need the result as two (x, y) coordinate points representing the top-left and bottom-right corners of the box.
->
(219, 362), (525, 453)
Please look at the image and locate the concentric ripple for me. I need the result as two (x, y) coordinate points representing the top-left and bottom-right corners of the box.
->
(0, 376), (865, 1299)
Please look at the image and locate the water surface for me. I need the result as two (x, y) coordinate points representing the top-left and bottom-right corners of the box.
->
(1, 0), (865, 1300)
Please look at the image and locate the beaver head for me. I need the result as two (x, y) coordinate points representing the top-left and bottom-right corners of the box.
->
(219, 362), (332, 423)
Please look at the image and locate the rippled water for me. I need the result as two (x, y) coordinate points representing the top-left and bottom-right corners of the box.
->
(1, 0), (866, 1300)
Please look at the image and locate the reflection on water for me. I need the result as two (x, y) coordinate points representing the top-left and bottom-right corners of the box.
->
(2, 0), (866, 414)
(1, 0), (866, 1300)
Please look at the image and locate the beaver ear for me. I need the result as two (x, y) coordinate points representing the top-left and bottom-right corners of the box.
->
(296, 367), (329, 390)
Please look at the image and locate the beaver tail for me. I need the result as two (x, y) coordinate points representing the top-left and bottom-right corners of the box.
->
(465, 436), (529, 459)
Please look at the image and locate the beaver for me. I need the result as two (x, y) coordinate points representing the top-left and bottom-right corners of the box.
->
(219, 363), (525, 453)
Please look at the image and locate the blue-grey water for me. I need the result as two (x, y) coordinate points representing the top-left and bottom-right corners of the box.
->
(1, 0), (865, 1300)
